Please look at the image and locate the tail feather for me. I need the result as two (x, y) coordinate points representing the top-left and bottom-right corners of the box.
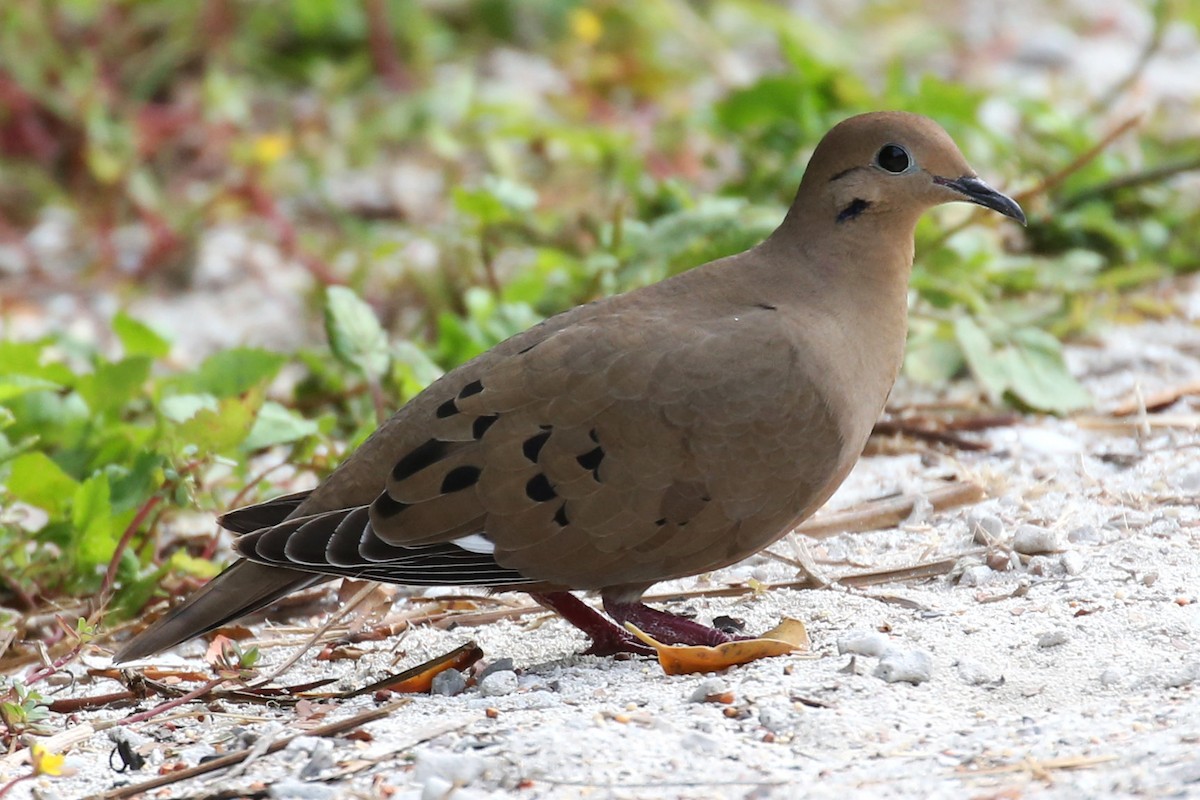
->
(113, 560), (326, 663)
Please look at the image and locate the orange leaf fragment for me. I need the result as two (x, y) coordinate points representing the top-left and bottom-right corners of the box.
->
(375, 641), (483, 694)
(626, 618), (809, 676)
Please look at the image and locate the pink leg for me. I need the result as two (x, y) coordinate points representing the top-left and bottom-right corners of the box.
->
(602, 598), (740, 647)
(528, 592), (654, 656)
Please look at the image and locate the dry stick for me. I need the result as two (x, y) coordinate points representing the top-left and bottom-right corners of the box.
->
(95, 698), (412, 800)
(1108, 379), (1200, 417)
(796, 481), (986, 540)
(1075, 414), (1200, 432)
(1062, 154), (1200, 211)
(251, 580), (383, 687)
(1013, 114), (1144, 205)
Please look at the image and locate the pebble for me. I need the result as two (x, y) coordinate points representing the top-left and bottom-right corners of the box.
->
(1061, 550), (1085, 575)
(1099, 668), (1124, 687)
(1067, 525), (1103, 545)
(959, 564), (994, 587)
(968, 514), (1005, 545)
(479, 670), (519, 697)
(874, 648), (934, 684)
(478, 658), (515, 682)
(1037, 630), (1069, 648)
(269, 780), (337, 800)
(431, 669), (468, 697)
(1166, 663), (1200, 688)
(956, 658), (1001, 686)
(757, 705), (794, 733)
(413, 751), (487, 789)
(1013, 524), (1062, 554)
(1026, 555), (1062, 577)
(690, 677), (728, 703)
(837, 630), (889, 657)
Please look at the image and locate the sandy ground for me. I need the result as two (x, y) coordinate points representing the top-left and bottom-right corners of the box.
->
(1, 276), (1197, 800)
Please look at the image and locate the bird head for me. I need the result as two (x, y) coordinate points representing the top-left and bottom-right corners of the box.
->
(802, 111), (1026, 227)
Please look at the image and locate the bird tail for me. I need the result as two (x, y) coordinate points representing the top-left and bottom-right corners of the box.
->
(112, 560), (326, 663)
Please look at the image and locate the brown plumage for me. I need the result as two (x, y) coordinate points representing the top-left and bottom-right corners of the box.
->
(115, 112), (1024, 662)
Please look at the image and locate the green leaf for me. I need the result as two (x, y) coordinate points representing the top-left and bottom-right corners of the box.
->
(243, 401), (320, 451)
(72, 473), (116, 567)
(5, 452), (79, 516)
(954, 316), (1010, 403)
(76, 357), (152, 417)
(170, 348), (286, 398)
(112, 312), (170, 359)
(391, 341), (444, 399)
(173, 391), (261, 454)
(160, 393), (218, 424)
(0, 375), (61, 403)
(324, 286), (390, 381)
(1003, 328), (1092, 413)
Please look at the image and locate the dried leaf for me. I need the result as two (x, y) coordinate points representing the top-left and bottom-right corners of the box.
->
(626, 618), (809, 676)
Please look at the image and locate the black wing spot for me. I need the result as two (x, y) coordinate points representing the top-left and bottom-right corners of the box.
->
(440, 465), (482, 494)
(522, 430), (551, 463)
(436, 398), (459, 418)
(553, 503), (570, 527)
(458, 379), (484, 399)
(472, 414), (499, 439)
(525, 474), (557, 502)
(373, 493), (411, 518)
(837, 198), (870, 223)
(588, 428), (600, 443)
(654, 517), (668, 526)
(393, 439), (449, 482)
(576, 446), (604, 479)
(754, 302), (777, 310)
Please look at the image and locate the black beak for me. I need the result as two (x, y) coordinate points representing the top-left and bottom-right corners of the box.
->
(936, 175), (1026, 225)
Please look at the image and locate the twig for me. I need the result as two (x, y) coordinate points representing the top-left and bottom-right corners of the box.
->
(1076, 414), (1199, 432)
(1062, 154), (1200, 210)
(796, 481), (986, 540)
(94, 698), (412, 799)
(1108, 379), (1200, 417)
(1013, 114), (1143, 205)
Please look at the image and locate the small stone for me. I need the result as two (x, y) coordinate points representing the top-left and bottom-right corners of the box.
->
(959, 564), (994, 587)
(968, 514), (1005, 545)
(757, 705), (793, 733)
(956, 658), (1000, 686)
(431, 669), (467, 697)
(986, 550), (1015, 572)
(1060, 550), (1085, 576)
(873, 649), (933, 684)
(477, 658), (515, 682)
(1166, 663), (1200, 688)
(269, 780), (338, 800)
(479, 670), (518, 697)
(1037, 630), (1069, 648)
(1099, 668), (1124, 687)
(1177, 469), (1200, 494)
(1067, 525), (1102, 545)
(413, 752), (487, 788)
(1141, 571), (1159, 587)
(690, 677), (728, 703)
(837, 630), (889, 657)
(1013, 524), (1062, 555)
(1026, 555), (1062, 577)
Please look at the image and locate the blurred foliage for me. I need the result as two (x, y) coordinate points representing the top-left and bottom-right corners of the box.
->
(0, 0), (1198, 624)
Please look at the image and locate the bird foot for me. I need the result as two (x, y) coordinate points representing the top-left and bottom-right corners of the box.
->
(529, 591), (655, 657)
(602, 599), (746, 647)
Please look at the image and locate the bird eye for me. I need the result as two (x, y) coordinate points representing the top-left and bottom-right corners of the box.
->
(876, 144), (911, 174)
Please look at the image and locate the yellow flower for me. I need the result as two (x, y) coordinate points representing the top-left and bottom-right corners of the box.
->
(569, 8), (603, 45)
(251, 133), (290, 165)
(30, 743), (65, 777)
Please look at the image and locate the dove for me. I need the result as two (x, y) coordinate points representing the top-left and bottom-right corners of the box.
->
(115, 111), (1024, 662)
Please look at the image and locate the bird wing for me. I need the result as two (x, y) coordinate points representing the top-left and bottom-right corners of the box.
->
(234, 299), (846, 591)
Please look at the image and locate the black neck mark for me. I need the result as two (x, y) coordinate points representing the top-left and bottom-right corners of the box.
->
(837, 198), (870, 223)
